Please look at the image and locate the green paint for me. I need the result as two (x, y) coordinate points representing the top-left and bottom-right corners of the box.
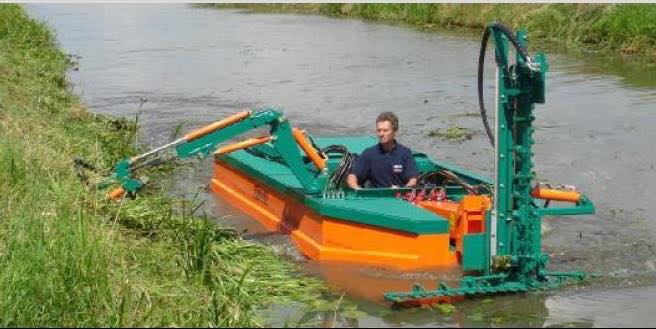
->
(462, 234), (487, 271)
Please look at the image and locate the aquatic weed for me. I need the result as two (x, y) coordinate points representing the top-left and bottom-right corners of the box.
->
(428, 125), (474, 142)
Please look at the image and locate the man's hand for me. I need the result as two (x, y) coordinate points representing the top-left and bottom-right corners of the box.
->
(347, 173), (361, 190)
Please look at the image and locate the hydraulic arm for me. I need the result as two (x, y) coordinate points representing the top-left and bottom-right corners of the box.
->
(383, 22), (595, 306)
(99, 107), (327, 199)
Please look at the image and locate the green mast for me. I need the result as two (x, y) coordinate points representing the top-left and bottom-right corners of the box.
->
(491, 28), (547, 281)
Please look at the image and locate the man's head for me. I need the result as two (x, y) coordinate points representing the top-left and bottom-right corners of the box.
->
(376, 112), (398, 145)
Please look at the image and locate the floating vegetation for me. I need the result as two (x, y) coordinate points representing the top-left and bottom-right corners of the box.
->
(432, 303), (457, 315)
(428, 125), (474, 142)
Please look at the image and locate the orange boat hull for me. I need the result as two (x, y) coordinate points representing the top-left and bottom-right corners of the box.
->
(211, 160), (460, 270)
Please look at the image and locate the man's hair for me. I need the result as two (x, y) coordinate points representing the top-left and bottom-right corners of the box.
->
(376, 112), (399, 131)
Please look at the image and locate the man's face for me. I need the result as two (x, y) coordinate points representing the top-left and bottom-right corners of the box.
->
(376, 120), (396, 144)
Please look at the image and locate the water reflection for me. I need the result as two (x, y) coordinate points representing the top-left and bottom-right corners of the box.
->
(564, 52), (656, 90)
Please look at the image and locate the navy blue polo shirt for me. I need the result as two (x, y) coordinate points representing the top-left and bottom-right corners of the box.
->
(350, 141), (419, 188)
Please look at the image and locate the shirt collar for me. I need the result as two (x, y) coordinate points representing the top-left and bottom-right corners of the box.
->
(378, 139), (398, 153)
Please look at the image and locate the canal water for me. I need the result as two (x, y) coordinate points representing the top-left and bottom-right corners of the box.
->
(27, 4), (656, 327)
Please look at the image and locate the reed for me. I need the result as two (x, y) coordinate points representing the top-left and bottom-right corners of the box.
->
(203, 3), (656, 61)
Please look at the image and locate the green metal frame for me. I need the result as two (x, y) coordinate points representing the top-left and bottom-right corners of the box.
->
(384, 24), (595, 305)
(104, 107), (326, 195)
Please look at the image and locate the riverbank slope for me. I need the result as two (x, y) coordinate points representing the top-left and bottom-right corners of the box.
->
(0, 4), (329, 326)
(206, 3), (656, 62)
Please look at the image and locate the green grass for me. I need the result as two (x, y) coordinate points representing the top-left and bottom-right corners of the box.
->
(203, 3), (656, 62)
(0, 4), (334, 326)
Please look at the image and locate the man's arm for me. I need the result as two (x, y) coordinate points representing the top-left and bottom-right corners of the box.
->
(403, 149), (419, 187)
(347, 173), (361, 189)
(348, 151), (369, 190)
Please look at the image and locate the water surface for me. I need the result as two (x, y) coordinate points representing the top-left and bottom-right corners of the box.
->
(27, 4), (656, 327)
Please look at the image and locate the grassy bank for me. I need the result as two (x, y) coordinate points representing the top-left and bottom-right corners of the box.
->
(0, 4), (335, 327)
(206, 3), (656, 62)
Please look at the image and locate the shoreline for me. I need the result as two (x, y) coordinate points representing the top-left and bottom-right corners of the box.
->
(201, 3), (656, 63)
(0, 4), (331, 326)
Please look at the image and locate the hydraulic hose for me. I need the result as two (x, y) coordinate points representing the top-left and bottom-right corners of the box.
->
(477, 22), (533, 147)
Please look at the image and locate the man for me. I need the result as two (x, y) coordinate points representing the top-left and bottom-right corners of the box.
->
(347, 112), (418, 189)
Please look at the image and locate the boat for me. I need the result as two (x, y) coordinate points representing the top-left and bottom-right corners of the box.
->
(211, 134), (492, 270)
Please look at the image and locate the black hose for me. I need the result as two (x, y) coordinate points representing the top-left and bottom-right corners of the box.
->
(321, 144), (357, 190)
(478, 27), (495, 147)
(418, 169), (484, 195)
(478, 22), (532, 147)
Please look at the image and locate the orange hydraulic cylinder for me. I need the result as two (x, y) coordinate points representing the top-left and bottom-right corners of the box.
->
(531, 187), (581, 203)
(183, 110), (250, 141)
(108, 186), (126, 200)
(292, 128), (326, 171)
(214, 136), (273, 156)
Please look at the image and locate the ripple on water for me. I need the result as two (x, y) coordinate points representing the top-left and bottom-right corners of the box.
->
(26, 4), (656, 327)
